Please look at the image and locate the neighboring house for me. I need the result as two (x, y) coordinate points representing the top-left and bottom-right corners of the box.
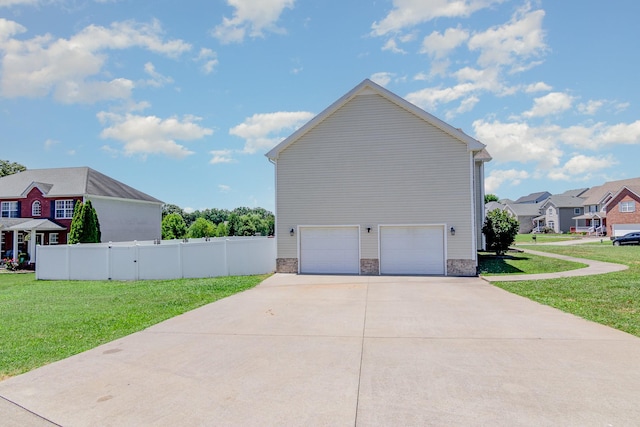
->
(573, 177), (640, 236)
(536, 188), (589, 233)
(0, 167), (163, 263)
(503, 202), (542, 234)
(266, 79), (490, 276)
(604, 185), (640, 237)
(514, 191), (551, 204)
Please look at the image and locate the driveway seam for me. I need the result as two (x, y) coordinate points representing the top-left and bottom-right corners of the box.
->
(353, 277), (370, 427)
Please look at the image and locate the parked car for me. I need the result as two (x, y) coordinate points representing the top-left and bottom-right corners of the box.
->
(612, 232), (640, 246)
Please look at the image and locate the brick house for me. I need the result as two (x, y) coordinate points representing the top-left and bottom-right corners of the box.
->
(0, 167), (163, 264)
(573, 177), (640, 236)
(604, 186), (640, 237)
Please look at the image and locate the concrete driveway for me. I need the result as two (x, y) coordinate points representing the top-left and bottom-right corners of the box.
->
(2, 274), (640, 426)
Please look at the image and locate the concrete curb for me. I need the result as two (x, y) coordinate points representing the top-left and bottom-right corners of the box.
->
(481, 247), (628, 282)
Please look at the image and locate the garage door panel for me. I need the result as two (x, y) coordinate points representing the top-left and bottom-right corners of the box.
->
(380, 226), (444, 275)
(300, 227), (359, 274)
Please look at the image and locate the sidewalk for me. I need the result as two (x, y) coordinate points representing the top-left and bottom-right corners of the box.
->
(483, 244), (627, 282)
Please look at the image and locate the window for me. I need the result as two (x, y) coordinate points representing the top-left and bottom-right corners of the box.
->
(1, 201), (19, 218)
(32, 200), (42, 216)
(55, 200), (75, 219)
(588, 205), (597, 213)
(49, 233), (58, 245)
(547, 207), (554, 214)
(574, 208), (581, 215)
(620, 201), (636, 213)
(17, 232), (24, 244)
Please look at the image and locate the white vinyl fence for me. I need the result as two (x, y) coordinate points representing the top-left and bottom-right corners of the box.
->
(35, 237), (276, 281)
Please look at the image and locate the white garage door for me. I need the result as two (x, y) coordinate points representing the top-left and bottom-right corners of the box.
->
(380, 225), (445, 275)
(299, 227), (360, 274)
(613, 224), (640, 237)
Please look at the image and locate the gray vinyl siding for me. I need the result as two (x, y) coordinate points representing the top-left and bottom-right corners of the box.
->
(275, 93), (474, 260)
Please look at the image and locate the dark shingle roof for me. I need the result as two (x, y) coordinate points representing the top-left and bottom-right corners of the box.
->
(0, 167), (162, 203)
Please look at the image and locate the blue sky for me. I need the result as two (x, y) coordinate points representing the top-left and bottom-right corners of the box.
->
(2, 0), (639, 212)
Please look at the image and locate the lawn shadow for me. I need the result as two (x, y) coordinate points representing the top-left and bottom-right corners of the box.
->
(478, 253), (527, 274)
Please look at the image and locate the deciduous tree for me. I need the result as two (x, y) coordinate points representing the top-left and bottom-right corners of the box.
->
(161, 213), (187, 240)
(482, 209), (519, 256)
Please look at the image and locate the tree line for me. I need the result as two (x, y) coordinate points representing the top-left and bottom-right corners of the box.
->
(161, 204), (275, 240)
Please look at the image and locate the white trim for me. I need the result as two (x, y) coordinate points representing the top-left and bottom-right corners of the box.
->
(266, 79), (485, 160)
(378, 224), (447, 276)
(84, 194), (163, 206)
(297, 225), (361, 275)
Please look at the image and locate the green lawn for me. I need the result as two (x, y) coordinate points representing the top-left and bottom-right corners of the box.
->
(0, 273), (268, 379)
(514, 233), (581, 244)
(478, 251), (586, 275)
(492, 245), (640, 337)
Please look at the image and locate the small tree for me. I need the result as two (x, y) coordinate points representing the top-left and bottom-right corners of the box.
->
(215, 222), (228, 237)
(482, 209), (519, 256)
(484, 193), (499, 204)
(187, 217), (216, 238)
(161, 213), (187, 240)
(0, 160), (26, 177)
(68, 200), (101, 244)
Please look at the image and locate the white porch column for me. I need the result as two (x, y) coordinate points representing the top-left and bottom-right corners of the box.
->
(12, 229), (18, 261)
(28, 229), (37, 264)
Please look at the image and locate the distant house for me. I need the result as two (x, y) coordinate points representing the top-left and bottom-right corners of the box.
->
(266, 79), (490, 276)
(603, 185), (640, 237)
(573, 177), (640, 236)
(0, 167), (163, 264)
(514, 191), (551, 204)
(536, 188), (589, 233)
(503, 203), (542, 234)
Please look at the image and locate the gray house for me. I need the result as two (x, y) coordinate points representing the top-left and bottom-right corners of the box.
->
(266, 79), (490, 276)
(537, 189), (588, 233)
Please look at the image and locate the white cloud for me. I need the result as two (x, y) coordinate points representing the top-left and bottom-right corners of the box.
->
(370, 72), (394, 87)
(196, 48), (218, 74)
(406, 83), (476, 111)
(218, 184), (231, 193)
(210, 149), (235, 164)
(381, 38), (406, 54)
(0, 19), (190, 103)
(143, 62), (173, 88)
(525, 81), (552, 93)
(230, 111), (314, 154)
(371, 0), (505, 36)
(468, 6), (547, 72)
(420, 27), (469, 59)
(522, 92), (573, 118)
(547, 154), (617, 181)
(577, 99), (604, 115)
(97, 112), (213, 159)
(445, 95), (479, 119)
(212, 0), (295, 44)
(473, 119), (563, 168)
(556, 120), (640, 149)
(44, 138), (59, 150)
(485, 168), (530, 193)
(0, 0), (38, 6)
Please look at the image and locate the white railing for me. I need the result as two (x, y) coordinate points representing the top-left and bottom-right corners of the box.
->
(35, 237), (276, 281)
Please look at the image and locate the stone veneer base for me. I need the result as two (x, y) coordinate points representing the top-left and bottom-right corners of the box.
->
(447, 259), (477, 276)
(276, 258), (298, 273)
(360, 258), (379, 275)
(276, 257), (477, 276)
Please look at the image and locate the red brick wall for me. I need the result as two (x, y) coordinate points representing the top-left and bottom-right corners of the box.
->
(606, 189), (640, 235)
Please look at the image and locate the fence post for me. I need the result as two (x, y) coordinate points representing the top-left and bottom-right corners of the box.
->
(134, 242), (139, 281)
(179, 240), (185, 279)
(224, 239), (229, 276)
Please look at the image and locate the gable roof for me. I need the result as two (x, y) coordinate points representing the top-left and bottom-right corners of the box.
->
(560, 188), (589, 197)
(504, 202), (542, 216)
(514, 191), (551, 204)
(542, 194), (586, 209)
(266, 79), (487, 160)
(580, 177), (640, 206)
(604, 186), (640, 209)
(0, 167), (162, 203)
